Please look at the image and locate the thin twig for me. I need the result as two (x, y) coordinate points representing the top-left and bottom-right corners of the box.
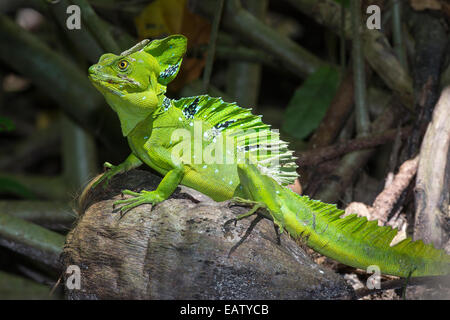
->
(355, 275), (450, 299)
(308, 68), (354, 149)
(392, 0), (407, 68)
(62, 115), (98, 192)
(315, 99), (401, 203)
(225, 0), (267, 109)
(202, 0), (225, 93)
(351, 0), (369, 137)
(297, 126), (411, 167)
(283, 0), (414, 110)
(194, 0), (326, 78)
(340, 3), (346, 72)
(71, 0), (121, 54)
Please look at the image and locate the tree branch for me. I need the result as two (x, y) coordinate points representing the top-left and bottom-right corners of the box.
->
(0, 213), (65, 269)
(283, 0), (414, 110)
(296, 126), (411, 167)
(414, 86), (450, 247)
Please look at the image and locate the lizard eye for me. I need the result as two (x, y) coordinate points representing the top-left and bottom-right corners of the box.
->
(117, 60), (129, 70)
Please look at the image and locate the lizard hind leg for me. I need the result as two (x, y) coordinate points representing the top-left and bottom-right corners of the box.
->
(225, 199), (266, 227)
(224, 201), (267, 257)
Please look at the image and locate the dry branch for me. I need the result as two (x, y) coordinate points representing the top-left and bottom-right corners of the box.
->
(0, 201), (75, 230)
(0, 213), (65, 269)
(296, 126), (412, 167)
(371, 156), (419, 225)
(192, 0), (327, 78)
(308, 68), (355, 149)
(283, 0), (414, 109)
(414, 86), (450, 247)
(315, 99), (401, 203)
(405, 9), (448, 157)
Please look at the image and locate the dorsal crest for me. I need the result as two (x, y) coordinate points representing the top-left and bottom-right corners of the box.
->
(171, 95), (298, 185)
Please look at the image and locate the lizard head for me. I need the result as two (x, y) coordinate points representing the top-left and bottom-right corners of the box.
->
(88, 35), (187, 136)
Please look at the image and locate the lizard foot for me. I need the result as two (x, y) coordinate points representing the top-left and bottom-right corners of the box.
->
(224, 202), (266, 232)
(227, 215), (263, 258)
(113, 189), (165, 215)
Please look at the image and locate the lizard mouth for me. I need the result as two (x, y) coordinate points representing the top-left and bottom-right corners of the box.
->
(88, 74), (125, 96)
(89, 72), (141, 91)
(89, 73), (122, 85)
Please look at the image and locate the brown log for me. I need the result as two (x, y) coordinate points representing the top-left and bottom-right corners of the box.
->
(62, 170), (355, 299)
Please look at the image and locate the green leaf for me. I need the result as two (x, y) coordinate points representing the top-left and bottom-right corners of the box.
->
(0, 117), (15, 132)
(282, 66), (340, 140)
(0, 178), (37, 199)
(333, 0), (350, 8)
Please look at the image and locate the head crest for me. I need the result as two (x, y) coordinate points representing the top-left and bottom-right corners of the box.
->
(122, 35), (187, 86)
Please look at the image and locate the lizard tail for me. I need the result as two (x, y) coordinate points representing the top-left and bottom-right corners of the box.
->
(236, 163), (450, 277)
(282, 192), (450, 277)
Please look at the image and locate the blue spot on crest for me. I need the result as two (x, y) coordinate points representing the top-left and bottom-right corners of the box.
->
(160, 62), (179, 79)
(215, 120), (236, 131)
(182, 97), (200, 120)
(162, 97), (171, 111)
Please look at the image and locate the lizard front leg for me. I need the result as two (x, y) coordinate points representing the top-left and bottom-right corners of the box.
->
(114, 166), (184, 213)
(92, 153), (143, 188)
(113, 144), (186, 213)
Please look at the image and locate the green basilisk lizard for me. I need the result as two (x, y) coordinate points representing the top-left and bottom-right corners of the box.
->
(88, 35), (450, 277)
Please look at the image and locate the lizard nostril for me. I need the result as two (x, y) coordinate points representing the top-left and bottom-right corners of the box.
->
(88, 65), (99, 74)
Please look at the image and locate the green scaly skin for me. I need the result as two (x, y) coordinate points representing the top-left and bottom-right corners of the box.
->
(88, 35), (450, 277)
(235, 164), (450, 277)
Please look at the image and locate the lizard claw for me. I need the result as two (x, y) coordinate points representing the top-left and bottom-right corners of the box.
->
(112, 189), (165, 214)
(223, 217), (238, 229)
